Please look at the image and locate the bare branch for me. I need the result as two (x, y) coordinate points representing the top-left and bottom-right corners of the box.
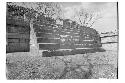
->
(89, 21), (95, 27)
(74, 8), (102, 27)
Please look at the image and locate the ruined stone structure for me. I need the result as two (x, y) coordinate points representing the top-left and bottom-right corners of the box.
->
(6, 4), (103, 56)
(6, 5), (30, 53)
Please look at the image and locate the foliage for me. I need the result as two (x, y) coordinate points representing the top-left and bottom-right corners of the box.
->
(35, 2), (62, 19)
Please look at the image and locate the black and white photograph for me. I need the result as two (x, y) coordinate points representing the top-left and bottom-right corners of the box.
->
(6, 2), (118, 79)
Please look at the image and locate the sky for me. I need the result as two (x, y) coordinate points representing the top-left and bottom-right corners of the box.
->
(60, 2), (117, 33)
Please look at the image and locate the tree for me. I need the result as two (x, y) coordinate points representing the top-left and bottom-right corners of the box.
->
(7, 2), (63, 21)
(35, 2), (63, 19)
(73, 9), (102, 28)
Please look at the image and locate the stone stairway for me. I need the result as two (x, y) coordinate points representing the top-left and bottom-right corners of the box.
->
(32, 21), (104, 57)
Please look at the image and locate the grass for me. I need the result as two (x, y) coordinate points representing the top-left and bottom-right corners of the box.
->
(6, 53), (93, 79)
(6, 54), (64, 80)
(6, 47), (117, 79)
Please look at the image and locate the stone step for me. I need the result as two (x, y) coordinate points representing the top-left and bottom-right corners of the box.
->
(59, 32), (79, 36)
(7, 38), (19, 43)
(7, 33), (30, 39)
(39, 43), (60, 50)
(34, 28), (53, 33)
(36, 32), (60, 38)
(6, 42), (30, 53)
(36, 32), (80, 38)
(42, 48), (105, 57)
(38, 42), (100, 51)
(74, 44), (99, 48)
(59, 43), (99, 49)
(33, 24), (55, 28)
(37, 38), (60, 43)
